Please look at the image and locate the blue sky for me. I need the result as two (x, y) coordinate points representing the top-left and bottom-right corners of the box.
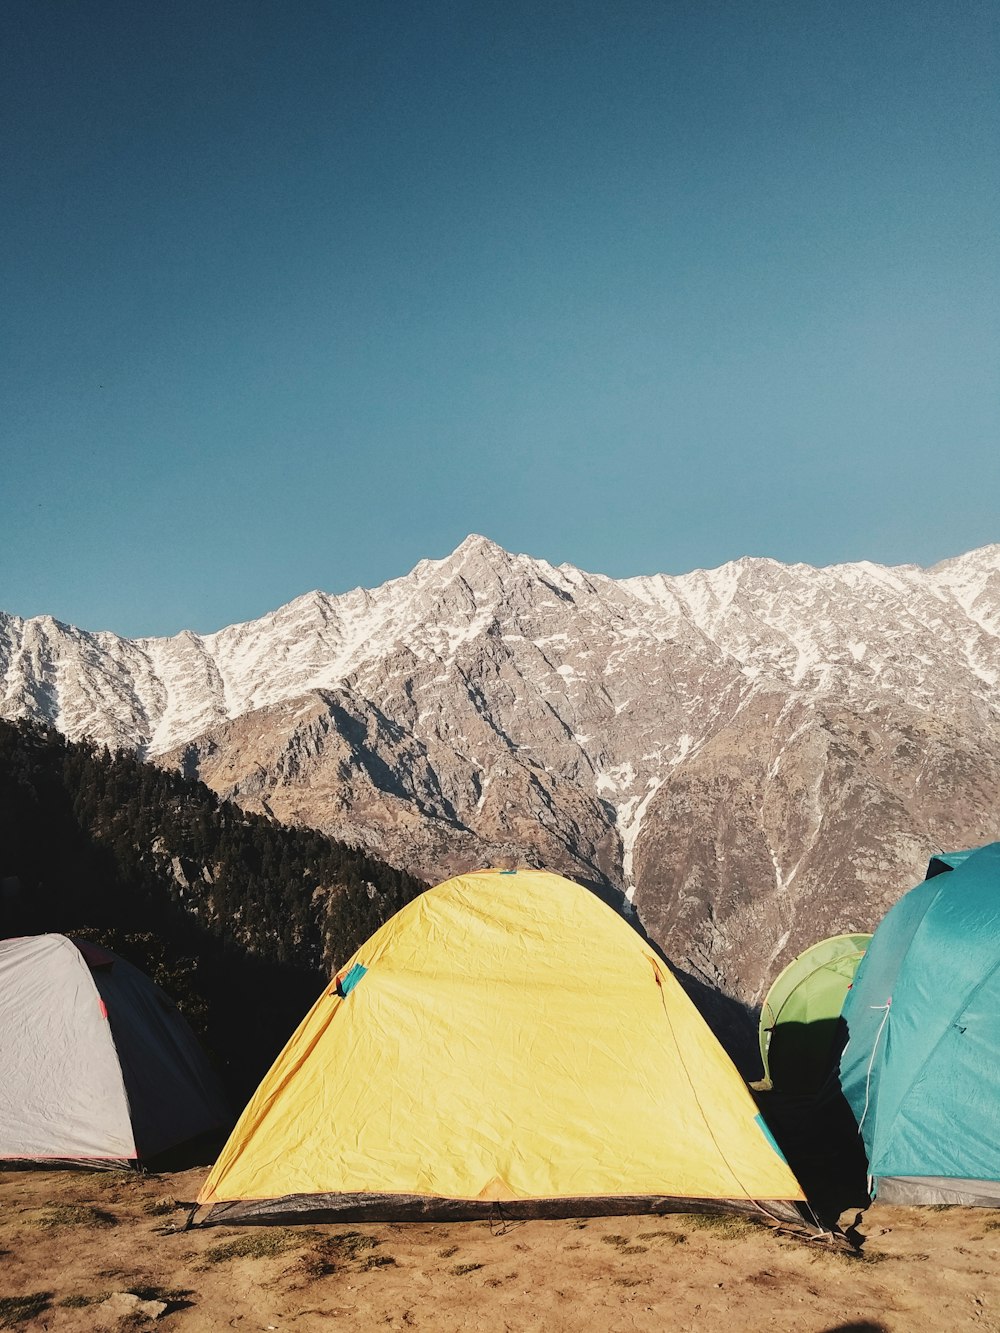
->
(2, 1), (997, 637)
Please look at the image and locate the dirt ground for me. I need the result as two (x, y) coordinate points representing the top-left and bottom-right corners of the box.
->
(2, 1164), (1000, 1332)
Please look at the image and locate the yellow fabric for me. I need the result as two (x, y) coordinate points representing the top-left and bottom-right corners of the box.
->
(200, 869), (804, 1206)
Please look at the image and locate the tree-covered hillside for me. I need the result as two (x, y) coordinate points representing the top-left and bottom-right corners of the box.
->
(0, 718), (425, 1097)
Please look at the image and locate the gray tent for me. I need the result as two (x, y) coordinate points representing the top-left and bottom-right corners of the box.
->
(0, 934), (228, 1166)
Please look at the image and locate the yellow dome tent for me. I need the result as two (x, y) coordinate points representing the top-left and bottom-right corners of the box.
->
(198, 869), (806, 1224)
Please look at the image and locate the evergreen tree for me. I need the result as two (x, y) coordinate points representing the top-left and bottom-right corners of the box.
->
(0, 717), (426, 1097)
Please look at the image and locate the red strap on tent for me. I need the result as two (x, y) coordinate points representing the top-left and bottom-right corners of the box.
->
(99, 999), (108, 1019)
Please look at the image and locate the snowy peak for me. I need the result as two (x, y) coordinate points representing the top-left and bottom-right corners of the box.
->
(3, 537), (1000, 1004)
(2, 538), (999, 756)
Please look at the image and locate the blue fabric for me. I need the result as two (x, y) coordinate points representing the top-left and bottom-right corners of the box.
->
(928, 849), (976, 877)
(838, 843), (1000, 1185)
(754, 1112), (790, 1162)
(339, 963), (368, 997)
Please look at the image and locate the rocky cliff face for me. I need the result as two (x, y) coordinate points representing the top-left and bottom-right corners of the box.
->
(3, 536), (999, 1004)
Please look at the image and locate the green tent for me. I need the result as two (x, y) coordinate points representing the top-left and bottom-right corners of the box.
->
(757, 934), (871, 1094)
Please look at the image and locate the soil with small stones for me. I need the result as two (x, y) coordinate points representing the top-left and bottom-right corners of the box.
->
(3, 1164), (1000, 1331)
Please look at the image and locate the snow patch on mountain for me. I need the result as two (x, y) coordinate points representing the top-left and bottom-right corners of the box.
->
(2, 534), (999, 1001)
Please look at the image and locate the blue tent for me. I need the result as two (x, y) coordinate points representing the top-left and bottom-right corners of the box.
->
(838, 842), (1000, 1206)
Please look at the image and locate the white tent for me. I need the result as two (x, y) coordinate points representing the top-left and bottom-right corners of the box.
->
(0, 934), (228, 1166)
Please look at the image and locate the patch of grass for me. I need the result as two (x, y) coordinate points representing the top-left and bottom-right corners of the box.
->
(129, 1286), (192, 1305)
(201, 1229), (304, 1266)
(363, 1255), (397, 1271)
(683, 1213), (759, 1239)
(58, 1293), (112, 1309)
(983, 1219), (1000, 1232)
(328, 1231), (381, 1261)
(94, 1171), (139, 1191)
(603, 1228), (681, 1250)
(300, 1254), (337, 1280)
(0, 1294), (52, 1327)
(452, 1263), (483, 1276)
(612, 1277), (648, 1288)
(438, 1245), (459, 1258)
(118, 1312), (166, 1333)
(142, 1197), (177, 1217)
(31, 1203), (116, 1229)
(301, 1231), (383, 1278)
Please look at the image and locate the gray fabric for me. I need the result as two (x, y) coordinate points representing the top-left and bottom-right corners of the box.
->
(202, 1191), (808, 1228)
(89, 949), (229, 1158)
(0, 935), (135, 1161)
(875, 1175), (1000, 1207)
(0, 934), (228, 1164)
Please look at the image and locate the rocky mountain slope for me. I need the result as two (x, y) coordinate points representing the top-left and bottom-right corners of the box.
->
(3, 536), (999, 1004)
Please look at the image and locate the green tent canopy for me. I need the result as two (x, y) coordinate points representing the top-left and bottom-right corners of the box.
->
(757, 934), (871, 1095)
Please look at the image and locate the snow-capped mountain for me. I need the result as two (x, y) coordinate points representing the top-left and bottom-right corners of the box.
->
(3, 535), (999, 1003)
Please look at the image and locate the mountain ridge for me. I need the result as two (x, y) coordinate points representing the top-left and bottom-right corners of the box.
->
(3, 537), (999, 1002)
